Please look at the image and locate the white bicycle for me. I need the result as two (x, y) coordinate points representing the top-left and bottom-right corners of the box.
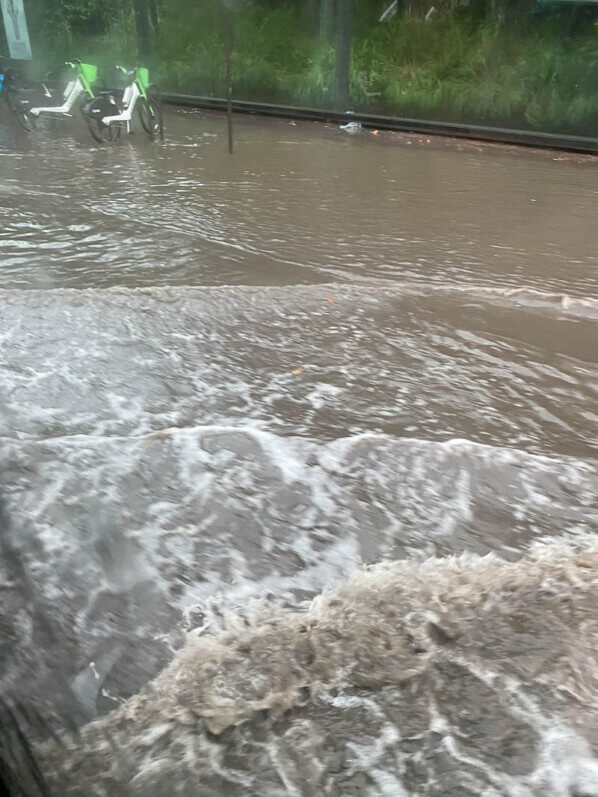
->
(84, 65), (163, 143)
(13, 60), (114, 134)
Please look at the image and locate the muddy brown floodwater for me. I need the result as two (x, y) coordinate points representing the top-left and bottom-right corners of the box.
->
(0, 107), (597, 797)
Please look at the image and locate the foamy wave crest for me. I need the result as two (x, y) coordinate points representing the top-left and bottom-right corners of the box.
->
(106, 541), (598, 735)
(438, 283), (598, 317)
(1, 280), (596, 318)
(33, 541), (598, 795)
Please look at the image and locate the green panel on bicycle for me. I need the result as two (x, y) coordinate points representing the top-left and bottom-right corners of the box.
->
(136, 67), (150, 91)
(79, 63), (98, 85)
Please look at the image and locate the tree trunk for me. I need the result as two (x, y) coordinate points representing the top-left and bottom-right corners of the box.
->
(133, 0), (152, 63)
(320, 0), (335, 40)
(306, 0), (320, 37)
(335, 0), (352, 108)
(149, 0), (159, 34)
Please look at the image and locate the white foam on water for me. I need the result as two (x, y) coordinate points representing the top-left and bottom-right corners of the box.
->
(32, 541), (598, 796)
(1, 280), (596, 315)
(0, 279), (594, 793)
(124, 542), (598, 733)
(4, 428), (595, 628)
(528, 727), (598, 797)
(1, 282), (594, 463)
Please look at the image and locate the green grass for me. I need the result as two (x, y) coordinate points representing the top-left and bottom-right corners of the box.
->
(36, 3), (598, 134)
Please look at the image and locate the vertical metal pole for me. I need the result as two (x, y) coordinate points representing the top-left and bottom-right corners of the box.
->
(226, 51), (233, 153)
(224, 6), (233, 154)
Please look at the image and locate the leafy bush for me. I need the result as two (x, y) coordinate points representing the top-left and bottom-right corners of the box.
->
(29, 0), (598, 133)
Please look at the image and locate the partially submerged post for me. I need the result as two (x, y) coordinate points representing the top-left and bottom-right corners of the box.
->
(221, 0), (236, 154)
(225, 11), (233, 154)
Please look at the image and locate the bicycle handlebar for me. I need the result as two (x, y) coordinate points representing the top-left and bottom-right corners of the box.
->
(115, 65), (136, 77)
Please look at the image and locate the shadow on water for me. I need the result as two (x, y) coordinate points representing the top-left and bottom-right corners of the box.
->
(0, 499), (51, 797)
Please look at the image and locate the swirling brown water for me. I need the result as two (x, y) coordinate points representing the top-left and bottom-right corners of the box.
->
(0, 108), (596, 796)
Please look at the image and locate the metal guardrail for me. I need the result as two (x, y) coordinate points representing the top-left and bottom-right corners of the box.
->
(162, 93), (598, 154)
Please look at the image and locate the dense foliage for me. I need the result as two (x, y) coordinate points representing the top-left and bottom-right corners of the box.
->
(2, 0), (598, 132)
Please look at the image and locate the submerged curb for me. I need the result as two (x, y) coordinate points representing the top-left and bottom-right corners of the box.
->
(162, 93), (598, 155)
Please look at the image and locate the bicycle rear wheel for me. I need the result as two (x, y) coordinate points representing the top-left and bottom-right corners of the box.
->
(14, 106), (37, 131)
(14, 105), (53, 132)
(87, 117), (121, 143)
(83, 97), (121, 143)
(138, 95), (163, 141)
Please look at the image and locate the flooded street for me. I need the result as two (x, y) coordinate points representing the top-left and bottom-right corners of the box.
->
(0, 109), (597, 796)
(1, 111), (597, 293)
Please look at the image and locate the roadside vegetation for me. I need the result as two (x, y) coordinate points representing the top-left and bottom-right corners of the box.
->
(5, 0), (598, 133)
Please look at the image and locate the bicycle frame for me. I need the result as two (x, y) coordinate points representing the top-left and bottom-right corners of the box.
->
(100, 67), (149, 132)
(29, 78), (85, 116)
(101, 81), (141, 130)
(29, 62), (96, 117)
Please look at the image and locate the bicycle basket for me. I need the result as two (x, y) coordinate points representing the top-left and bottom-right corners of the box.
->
(78, 63), (98, 85)
(136, 67), (150, 90)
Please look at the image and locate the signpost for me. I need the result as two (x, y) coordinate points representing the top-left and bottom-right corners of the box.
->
(1, 0), (32, 60)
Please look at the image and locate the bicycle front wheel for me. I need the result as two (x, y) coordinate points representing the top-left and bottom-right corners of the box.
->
(138, 96), (163, 141)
